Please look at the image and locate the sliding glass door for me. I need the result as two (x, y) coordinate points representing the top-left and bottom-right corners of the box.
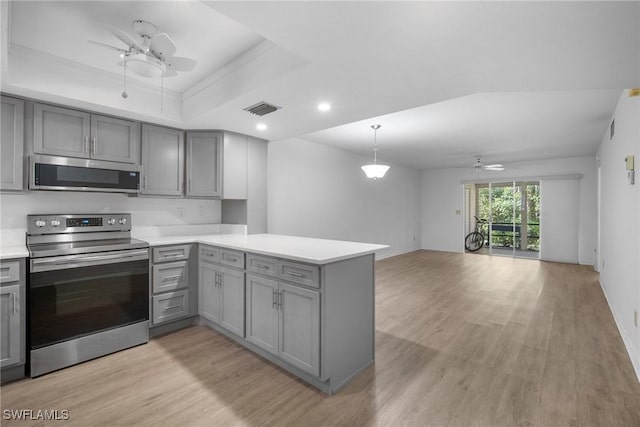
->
(469, 181), (540, 259)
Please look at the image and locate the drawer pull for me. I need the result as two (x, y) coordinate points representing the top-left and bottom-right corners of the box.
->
(255, 263), (270, 269)
(164, 253), (183, 258)
(226, 257), (238, 262)
(204, 252), (216, 257)
(286, 271), (305, 278)
(161, 275), (182, 282)
(163, 304), (183, 311)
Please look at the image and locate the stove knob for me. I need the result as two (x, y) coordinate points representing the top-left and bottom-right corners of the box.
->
(50, 220), (61, 227)
(107, 218), (116, 225)
(35, 220), (46, 228)
(118, 218), (127, 225)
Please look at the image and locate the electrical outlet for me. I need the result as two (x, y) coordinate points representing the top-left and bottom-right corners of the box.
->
(455, 209), (461, 215)
(177, 207), (185, 217)
(634, 310), (638, 328)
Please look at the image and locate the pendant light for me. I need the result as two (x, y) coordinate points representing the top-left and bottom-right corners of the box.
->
(361, 124), (390, 179)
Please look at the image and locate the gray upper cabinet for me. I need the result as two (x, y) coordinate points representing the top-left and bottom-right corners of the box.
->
(222, 131), (248, 199)
(90, 115), (139, 163)
(186, 132), (222, 198)
(33, 103), (90, 158)
(1, 96), (25, 191)
(141, 124), (184, 196)
(33, 103), (139, 163)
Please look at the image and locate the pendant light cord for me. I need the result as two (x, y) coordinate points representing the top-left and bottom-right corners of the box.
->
(371, 124), (381, 164)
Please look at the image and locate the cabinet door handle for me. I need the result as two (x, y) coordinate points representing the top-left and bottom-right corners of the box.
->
(84, 136), (89, 153)
(272, 289), (277, 309)
(91, 137), (96, 155)
(278, 291), (283, 310)
(143, 175), (146, 190)
(12, 293), (17, 315)
(286, 271), (305, 278)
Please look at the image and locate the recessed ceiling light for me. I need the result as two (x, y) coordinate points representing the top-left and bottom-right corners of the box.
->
(318, 103), (331, 112)
(256, 123), (267, 131)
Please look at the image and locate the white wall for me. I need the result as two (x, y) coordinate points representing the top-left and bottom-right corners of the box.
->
(267, 137), (421, 258)
(421, 155), (597, 265)
(0, 191), (221, 236)
(597, 90), (640, 379)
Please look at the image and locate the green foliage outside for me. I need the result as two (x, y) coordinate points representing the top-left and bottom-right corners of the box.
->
(476, 183), (540, 251)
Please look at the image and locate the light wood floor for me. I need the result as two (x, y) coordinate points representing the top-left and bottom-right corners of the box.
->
(2, 250), (639, 426)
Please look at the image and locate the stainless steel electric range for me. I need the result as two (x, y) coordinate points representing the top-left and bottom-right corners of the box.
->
(26, 213), (149, 377)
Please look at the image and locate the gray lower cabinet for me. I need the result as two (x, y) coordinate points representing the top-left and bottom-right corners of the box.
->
(186, 132), (222, 198)
(0, 284), (21, 368)
(0, 259), (25, 377)
(151, 245), (191, 325)
(141, 124), (184, 196)
(200, 247), (375, 394)
(199, 255), (245, 337)
(245, 274), (320, 377)
(33, 103), (139, 163)
(278, 282), (320, 376)
(1, 96), (25, 191)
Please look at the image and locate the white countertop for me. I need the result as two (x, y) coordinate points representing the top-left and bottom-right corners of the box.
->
(0, 245), (29, 260)
(140, 233), (389, 265)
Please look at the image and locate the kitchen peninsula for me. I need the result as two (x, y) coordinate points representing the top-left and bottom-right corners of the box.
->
(138, 231), (388, 395)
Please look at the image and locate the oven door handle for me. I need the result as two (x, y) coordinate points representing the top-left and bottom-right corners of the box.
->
(30, 249), (149, 272)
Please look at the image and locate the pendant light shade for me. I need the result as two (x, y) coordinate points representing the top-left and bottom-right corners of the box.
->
(361, 164), (390, 179)
(362, 124), (390, 179)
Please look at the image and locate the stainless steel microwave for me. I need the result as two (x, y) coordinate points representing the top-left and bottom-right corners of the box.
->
(30, 155), (140, 193)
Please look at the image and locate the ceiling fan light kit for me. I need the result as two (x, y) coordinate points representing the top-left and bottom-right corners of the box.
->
(473, 156), (505, 172)
(362, 124), (390, 180)
(89, 19), (197, 105)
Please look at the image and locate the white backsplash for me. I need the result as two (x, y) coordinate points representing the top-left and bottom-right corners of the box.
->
(0, 191), (223, 235)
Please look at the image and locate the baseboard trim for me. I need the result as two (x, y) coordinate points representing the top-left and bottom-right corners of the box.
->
(599, 278), (640, 382)
(377, 248), (421, 260)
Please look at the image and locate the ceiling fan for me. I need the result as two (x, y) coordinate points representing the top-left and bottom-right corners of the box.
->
(89, 20), (197, 99)
(473, 156), (505, 171)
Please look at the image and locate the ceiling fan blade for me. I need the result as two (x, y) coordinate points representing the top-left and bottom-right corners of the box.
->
(165, 56), (197, 72)
(484, 164), (504, 168)
(484, 166), (505, 171)
(150, 33), (176, 58)
(88, 40), (127, 53)
(163, 69), (178, 78)
(110, 28), (145, 53)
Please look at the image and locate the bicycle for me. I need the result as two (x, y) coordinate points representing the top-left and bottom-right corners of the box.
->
(465, 216), (487, 252)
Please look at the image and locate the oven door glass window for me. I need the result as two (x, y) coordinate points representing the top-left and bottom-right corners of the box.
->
(29, 259), (149, 349)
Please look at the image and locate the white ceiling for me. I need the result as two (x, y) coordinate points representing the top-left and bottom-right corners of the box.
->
(9, 1), (265, 92)
(2, 1), (639, 170)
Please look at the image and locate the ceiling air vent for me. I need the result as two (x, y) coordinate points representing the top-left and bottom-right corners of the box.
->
(243, 101), (281, 117)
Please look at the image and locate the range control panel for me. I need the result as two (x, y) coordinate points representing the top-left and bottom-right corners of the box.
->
(27, 214), (132, 235)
